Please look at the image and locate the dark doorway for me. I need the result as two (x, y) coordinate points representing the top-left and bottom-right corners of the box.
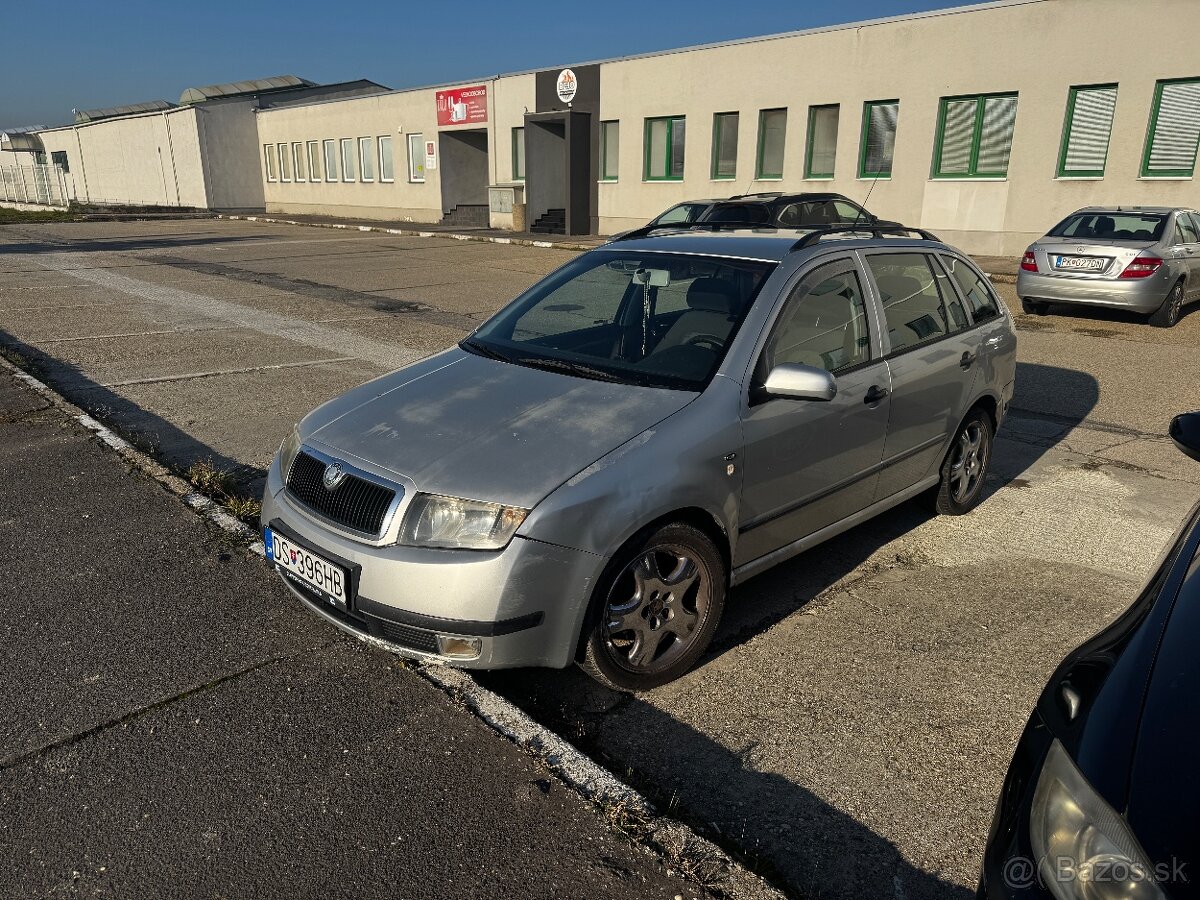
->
(523, 110), (591, 236)
(438, 129), (489, 227)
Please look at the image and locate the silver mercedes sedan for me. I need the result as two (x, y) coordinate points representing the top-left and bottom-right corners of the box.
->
(261, 226), (1016, 691)
(1017, 206), (1200, 327)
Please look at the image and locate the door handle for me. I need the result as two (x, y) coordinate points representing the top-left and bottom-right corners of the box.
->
(960, 351), (977, 369)
(864, 385), (889, 404)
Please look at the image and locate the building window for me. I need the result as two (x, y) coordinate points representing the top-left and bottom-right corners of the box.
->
(307, 141), (322, 182)
(710, 112), (738, 180)
(1058, 85), (1118, 178)
(50, 150), (69, 173)
(600, 120), (619, 181)
(264, 144), (277, 181)
(358, 137), (375, 182)
(278, 143), (291, 182)
(644, 116), (685, 181)
(756, 109), (787, 179)
(1142, 77), (1200, 178)
(341, 138), (356, 182)
(292, 143), (306, 182)
(859, 100), (899, 179)
(378, 136), (394, 182)
(407, 133), (425, 182)
(323, 139), (338, 181)
(805, 104), (839, 179)
(933, 93), (1018, 179)
(512, 127), (525, 181)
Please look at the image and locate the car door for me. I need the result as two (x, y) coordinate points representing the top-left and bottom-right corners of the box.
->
(861, 250), (980, 501)
(736, 255), (891, 566)
(1181, 213), (1200, 300)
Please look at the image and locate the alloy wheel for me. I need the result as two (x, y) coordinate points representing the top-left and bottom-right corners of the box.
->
(950, 421), (989, 503)
(602, 545), (709, 673)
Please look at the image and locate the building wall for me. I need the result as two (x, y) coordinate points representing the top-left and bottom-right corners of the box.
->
(38, 107), (208, 208)
(594, 0), (1200, 254)
(257, 74), (537, 223)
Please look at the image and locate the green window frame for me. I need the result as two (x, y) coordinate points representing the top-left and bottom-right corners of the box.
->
(512, 127), (525, 181)
(859, 100), (899, 179)
(1141, 77), (1200, 178)
(1057, 84), (1118, 178)
(932, 92), (1018, 179)
(600, 120), (619, 181)
(643, 115), (685, 181)
(711, 112), (738, 180)
(804, 104), (839, 179)
(756, 108), (787, 179)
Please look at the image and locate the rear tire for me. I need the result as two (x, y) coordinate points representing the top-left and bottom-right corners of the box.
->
(928, 408), (994, 516)
(1148, 281), (1184, 328)
(1021, 298), (1049, 316)
(578, 522), (726, 693)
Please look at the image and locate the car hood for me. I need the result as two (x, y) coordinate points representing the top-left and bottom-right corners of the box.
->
(305, 348), (696, 509)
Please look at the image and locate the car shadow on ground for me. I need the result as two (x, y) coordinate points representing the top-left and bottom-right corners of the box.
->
(0, 228), (274, 258)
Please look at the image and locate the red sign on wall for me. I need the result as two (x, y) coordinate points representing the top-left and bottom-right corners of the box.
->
(436, 85), (488, 126)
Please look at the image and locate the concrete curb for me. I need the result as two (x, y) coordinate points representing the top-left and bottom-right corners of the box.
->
(0, 355), (785, 900)
(217, 213), (602, 253)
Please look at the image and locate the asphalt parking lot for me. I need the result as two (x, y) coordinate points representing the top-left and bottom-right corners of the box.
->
(2, 218), (1199, 898)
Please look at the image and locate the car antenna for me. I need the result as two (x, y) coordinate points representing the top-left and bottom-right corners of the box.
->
(850, 171), (882, 233)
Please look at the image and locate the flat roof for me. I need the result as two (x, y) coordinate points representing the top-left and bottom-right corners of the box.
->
(75, 100), (176, 123)
(180, 75), (315, 104)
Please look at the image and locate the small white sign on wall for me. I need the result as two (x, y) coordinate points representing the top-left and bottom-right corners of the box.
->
(425, 140), (437, 171)
(556, 69), (578, 105)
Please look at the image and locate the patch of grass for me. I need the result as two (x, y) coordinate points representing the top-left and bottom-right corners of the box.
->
(222, 495), (261, 523)
(185, 457), (260, 526)
(0, 207), (81, 225)
(600, 796), (655, 842)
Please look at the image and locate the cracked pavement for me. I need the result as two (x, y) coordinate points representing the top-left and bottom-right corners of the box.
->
(2, 218), (1199, 898)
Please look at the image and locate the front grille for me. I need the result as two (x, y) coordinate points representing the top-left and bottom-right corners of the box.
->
(286, 450), (396, 536)
(365, 616), (440, 654)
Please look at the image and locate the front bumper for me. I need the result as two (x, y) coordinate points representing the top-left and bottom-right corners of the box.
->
(1016, 270), (1170, 314)
(261, 454), (605, 669)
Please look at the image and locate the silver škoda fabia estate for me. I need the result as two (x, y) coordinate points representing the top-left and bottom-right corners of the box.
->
(261, 225), (1017, 691)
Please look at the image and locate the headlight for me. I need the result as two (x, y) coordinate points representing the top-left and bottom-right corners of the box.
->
(1030, 740), (1165, 900)
(399, 493), (528, 550)
(278, 427), (302, 482)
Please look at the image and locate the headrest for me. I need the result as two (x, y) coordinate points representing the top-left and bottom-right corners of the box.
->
(1095, 216), (1115, 234)
(686, 278), (739, 314)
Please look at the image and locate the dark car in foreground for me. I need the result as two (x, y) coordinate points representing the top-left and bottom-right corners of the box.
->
(979, 411), (1200, 899)
(699, 192), (888, 229)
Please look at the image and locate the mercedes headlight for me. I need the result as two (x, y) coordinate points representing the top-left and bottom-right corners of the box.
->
(1030, 740), (1165, 899)
(399, 493), (528, 550)
(278, 427), (302, 481)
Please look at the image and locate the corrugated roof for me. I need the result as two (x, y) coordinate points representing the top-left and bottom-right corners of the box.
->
(75, 100), (176, 123)
(179, 75), (316, 104)
(0, 125), (50, 152)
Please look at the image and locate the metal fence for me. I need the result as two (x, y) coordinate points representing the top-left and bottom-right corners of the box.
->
(0, 164), (72, 206)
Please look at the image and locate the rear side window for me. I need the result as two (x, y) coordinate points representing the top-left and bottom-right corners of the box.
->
(704, 203), (770, 225)
(1176, 213), (1199, 243)
(656, 203), (705, 225)
(866, 253), (963, 355)
(761, 259), (871, 375)
(942, 255), (1000, 322)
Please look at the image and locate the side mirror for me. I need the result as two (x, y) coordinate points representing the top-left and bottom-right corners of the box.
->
(762, 363), (837, 402)
(1170, 412), (1200, 462)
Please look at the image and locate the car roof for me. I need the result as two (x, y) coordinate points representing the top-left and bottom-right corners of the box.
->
(712, 192), (852, 207)
(1070, 206), (1180, 215)
(600, 227), (948, 263)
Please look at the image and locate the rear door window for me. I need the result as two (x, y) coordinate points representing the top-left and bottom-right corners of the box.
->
(941, 254), (1001, 323)
(1176, 213), (1200, 244)
(865, 253), (964, 354)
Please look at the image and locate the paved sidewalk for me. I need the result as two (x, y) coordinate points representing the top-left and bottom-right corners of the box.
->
(0, 370), (705, 900)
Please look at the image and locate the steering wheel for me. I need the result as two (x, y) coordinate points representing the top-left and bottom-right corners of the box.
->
(685, 334), (725, 353)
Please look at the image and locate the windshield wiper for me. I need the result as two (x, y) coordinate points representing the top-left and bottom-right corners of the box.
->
(460, 338), (512, 363)
(514, 355), (623, 383)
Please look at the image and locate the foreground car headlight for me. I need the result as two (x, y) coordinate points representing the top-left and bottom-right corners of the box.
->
(278, 427), (302, 482)
(399, 493), (528, 550)
(1031, 740), (1165, 899)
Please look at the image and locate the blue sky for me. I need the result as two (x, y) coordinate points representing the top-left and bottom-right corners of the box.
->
(1, 0), (966, 127)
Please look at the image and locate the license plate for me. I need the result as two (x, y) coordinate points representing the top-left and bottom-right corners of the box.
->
(1054, 255), (1106, 271)
(265, 527), (350, 611)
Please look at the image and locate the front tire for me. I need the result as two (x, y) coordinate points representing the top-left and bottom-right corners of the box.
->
(578, 522), (726, 692)
(929, 408), (994, 515)
(1148, 281), (1184, 328)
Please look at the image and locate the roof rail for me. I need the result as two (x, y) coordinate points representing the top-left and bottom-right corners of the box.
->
(790, 224), (940, 250)
(608, 221), (762, 242)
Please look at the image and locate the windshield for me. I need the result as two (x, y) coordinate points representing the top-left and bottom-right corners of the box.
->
(465, 251), (775, 391)
(1049, 212), (1167, 242)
